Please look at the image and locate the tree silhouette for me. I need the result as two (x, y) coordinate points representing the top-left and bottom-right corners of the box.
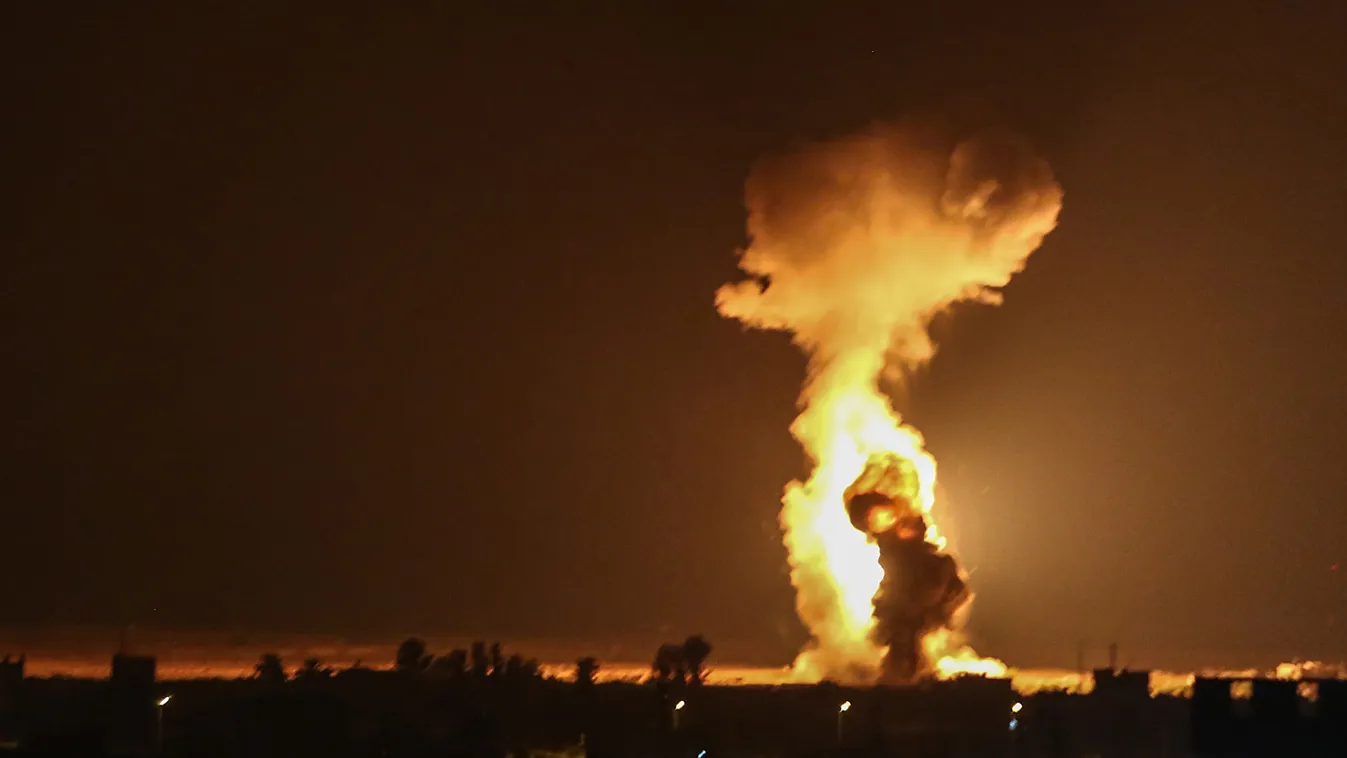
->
(470, 641), (489, 678)
(652, 643), (684, 684)
(430, 649), (468, 678)
(295, 657), (331, 682)
(575, 657), (599, 687)
(521, 657), (541, 679)
(255, 653), (286, 685)
(395, 637), (431, 673)
(497, 654), (543, 683)
(681, 635), (713, 686)
(490, 642), (504, 677)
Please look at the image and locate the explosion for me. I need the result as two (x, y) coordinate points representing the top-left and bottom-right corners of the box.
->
(717, 119), (1062, 684)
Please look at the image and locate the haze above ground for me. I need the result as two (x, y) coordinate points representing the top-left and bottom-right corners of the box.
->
(3, 1), (1346, 673)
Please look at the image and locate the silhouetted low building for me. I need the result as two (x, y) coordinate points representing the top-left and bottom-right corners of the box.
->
(1192, 676), (1341, 757)
(1013, 671), (1190, 758)
(0, 655), (22, 748)
(1089, 667), (1154, 757)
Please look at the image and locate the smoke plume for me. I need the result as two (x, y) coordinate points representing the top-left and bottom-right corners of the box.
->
(717, 119), (1061, 683)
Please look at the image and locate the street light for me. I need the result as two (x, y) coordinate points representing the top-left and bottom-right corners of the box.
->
(673, 699), (686, 731)
(1011, 701), (1023, 714)
(837, 700), (851, 743)
(156, 694), (173, 749)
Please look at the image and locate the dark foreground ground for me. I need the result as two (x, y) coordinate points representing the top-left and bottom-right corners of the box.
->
(0, 661), (1341, 757)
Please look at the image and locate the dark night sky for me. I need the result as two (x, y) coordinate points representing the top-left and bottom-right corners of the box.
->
(3, 1), (1346, 670)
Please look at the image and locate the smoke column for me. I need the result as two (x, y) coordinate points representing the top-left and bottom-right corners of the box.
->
(717, 119), (1062, 683)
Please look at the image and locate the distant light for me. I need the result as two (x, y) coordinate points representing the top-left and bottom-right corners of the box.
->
(697, 751), (707, 758)
(1008, 719), (1018, 731)
(839, 700), (852, 712)
(1011, 702), (1023, 713)
(157, 695), (172, 707)
(674, 700), (686, 710)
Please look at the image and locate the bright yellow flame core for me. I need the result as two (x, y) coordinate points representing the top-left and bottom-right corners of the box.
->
(779, 357), (1005, 682)
(866, 506), (897, 534)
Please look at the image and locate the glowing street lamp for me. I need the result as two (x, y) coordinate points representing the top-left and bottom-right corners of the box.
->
(155, 694), (173, 749)
(1011, 701), (1023, 714)
(837, 700), (851, 743)
(673, 699), (686, 730)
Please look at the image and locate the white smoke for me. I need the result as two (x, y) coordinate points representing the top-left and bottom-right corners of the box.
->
(718, 122), (1061, 362)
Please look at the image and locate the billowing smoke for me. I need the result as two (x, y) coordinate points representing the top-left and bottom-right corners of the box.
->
(717, 119), (1062, 683)
(844, 453), (969, 682)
